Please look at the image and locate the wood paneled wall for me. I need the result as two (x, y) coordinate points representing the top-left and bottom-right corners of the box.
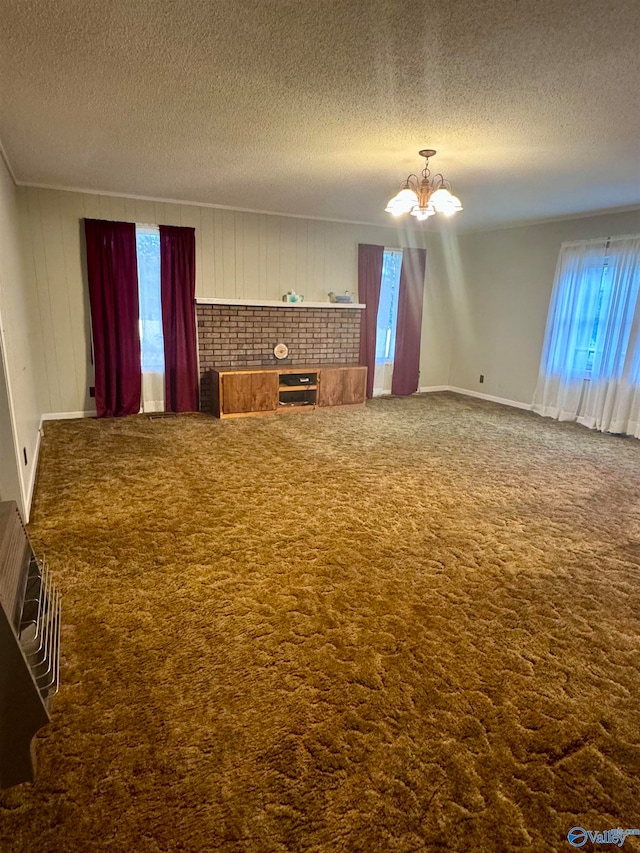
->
(17, 187), (428, 416)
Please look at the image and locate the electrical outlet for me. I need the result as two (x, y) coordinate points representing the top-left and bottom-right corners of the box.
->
(89, 386), (95, 398)
(479, 374), (484, 383)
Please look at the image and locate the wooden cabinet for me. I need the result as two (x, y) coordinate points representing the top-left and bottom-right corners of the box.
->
(317, 366), (367, 408)
(210, 365), (366, 418)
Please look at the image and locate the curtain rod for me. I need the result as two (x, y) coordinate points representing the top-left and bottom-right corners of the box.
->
(560, 233), (639, 248)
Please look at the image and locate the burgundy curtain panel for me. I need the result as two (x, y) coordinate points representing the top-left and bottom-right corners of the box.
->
(358, 244), (385, 399)
(159, 225), (199, 412)
(84, 219), (141, 418)
(391, 248), (427, 396)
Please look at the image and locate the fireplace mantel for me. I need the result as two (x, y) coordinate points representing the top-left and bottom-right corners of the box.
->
(195, 297), (365, 309)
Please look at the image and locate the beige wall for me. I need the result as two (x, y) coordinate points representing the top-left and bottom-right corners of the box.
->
(419, 227), (457, 388)
(449, 209), (640, 404)
(18, 187), (448, 415)
(0, 331), (22, 506)
(0, 156), (43, 515)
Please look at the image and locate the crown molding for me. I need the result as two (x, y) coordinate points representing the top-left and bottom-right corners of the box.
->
(457, 204), (640, 235)
(14, 180), (416, 231)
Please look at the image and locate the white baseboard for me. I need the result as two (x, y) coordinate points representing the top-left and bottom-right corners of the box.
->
(417, 385), (531, 411)
(25, 426), (42, 520)
(41, 410), (96, 421)
(30, 392), (530, 515)
(25, 410), (95, 519)
(446, 386), (532, 411)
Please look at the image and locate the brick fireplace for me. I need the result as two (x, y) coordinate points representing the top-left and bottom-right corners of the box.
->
(196, 300), (363, 413)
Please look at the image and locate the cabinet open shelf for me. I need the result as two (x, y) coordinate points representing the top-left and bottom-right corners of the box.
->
(278, 403), (316, 413)
(278, 385), (317, 408)
(279, 384), (317, 391)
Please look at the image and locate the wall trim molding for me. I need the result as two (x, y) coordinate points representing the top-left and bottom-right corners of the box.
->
(25, 425), (42, 518)
(16, 180), (640, 237)
(29, 411), (96, 513)
(458, 204), (640, 236)
(447, 386), (532, 410)
(41, 410), (96, 421)
(418, 384), (532, 411)
(31, 393), (531, 514)
(15, 181), (408, 231)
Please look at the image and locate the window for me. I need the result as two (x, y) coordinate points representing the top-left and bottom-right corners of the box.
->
(135, 225), (165, 412)
(85, 217), (197, 417)
(533, 234), (640, 436)
(562, 261), (612, 378)
(375, 249), (402, 364)
(135, 226), (164, 374)
(372, 248), (403, 397)
(550, 251), (636, 381)
(584, 263), (608, 375)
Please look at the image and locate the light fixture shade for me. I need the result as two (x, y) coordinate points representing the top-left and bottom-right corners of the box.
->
(429, 187), (453, 212)
(430, 187), (463, 215)
(410, 204), (435, 221)
(385, 187), (419, 215)
(441, 204), (463, 217)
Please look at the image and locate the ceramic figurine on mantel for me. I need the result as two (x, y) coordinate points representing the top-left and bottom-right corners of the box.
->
(282, 290), (304, 303)
(328, 291), (354, 303)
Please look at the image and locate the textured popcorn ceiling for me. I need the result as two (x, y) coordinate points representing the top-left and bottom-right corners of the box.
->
(1, 0), (639, 229)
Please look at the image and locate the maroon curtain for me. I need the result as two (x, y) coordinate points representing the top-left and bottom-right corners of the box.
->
(159, 225), (199, 412)
(84, 219), (141, 418)
(391, 248), (427, 396)
(358, 244), (385, 399)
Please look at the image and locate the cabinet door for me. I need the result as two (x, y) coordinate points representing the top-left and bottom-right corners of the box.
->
(221, 373), (278, 414)
(342, 367), (367, 405)
(250, 372), (278, 411)
(317, 368), (344, 407)
(318, 367), (367, 407)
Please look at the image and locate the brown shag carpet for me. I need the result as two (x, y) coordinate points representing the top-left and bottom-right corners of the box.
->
(1, 393), (640, 852)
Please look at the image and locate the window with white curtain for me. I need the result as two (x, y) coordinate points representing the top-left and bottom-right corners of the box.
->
(373, 249), (402, 395)
(533, 234), (640, 437)
(135, 226), (165, 412)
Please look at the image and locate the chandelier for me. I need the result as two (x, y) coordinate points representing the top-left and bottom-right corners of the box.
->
(385, 149), (463, 220)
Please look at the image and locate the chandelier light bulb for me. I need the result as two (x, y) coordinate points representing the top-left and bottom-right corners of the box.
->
(411, 205), (435, 220)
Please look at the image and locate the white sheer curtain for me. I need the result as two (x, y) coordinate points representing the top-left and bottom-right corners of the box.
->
(373, 249), (402, 396)
(533, 234), (640, 438)
(136, 226), (165, 413)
